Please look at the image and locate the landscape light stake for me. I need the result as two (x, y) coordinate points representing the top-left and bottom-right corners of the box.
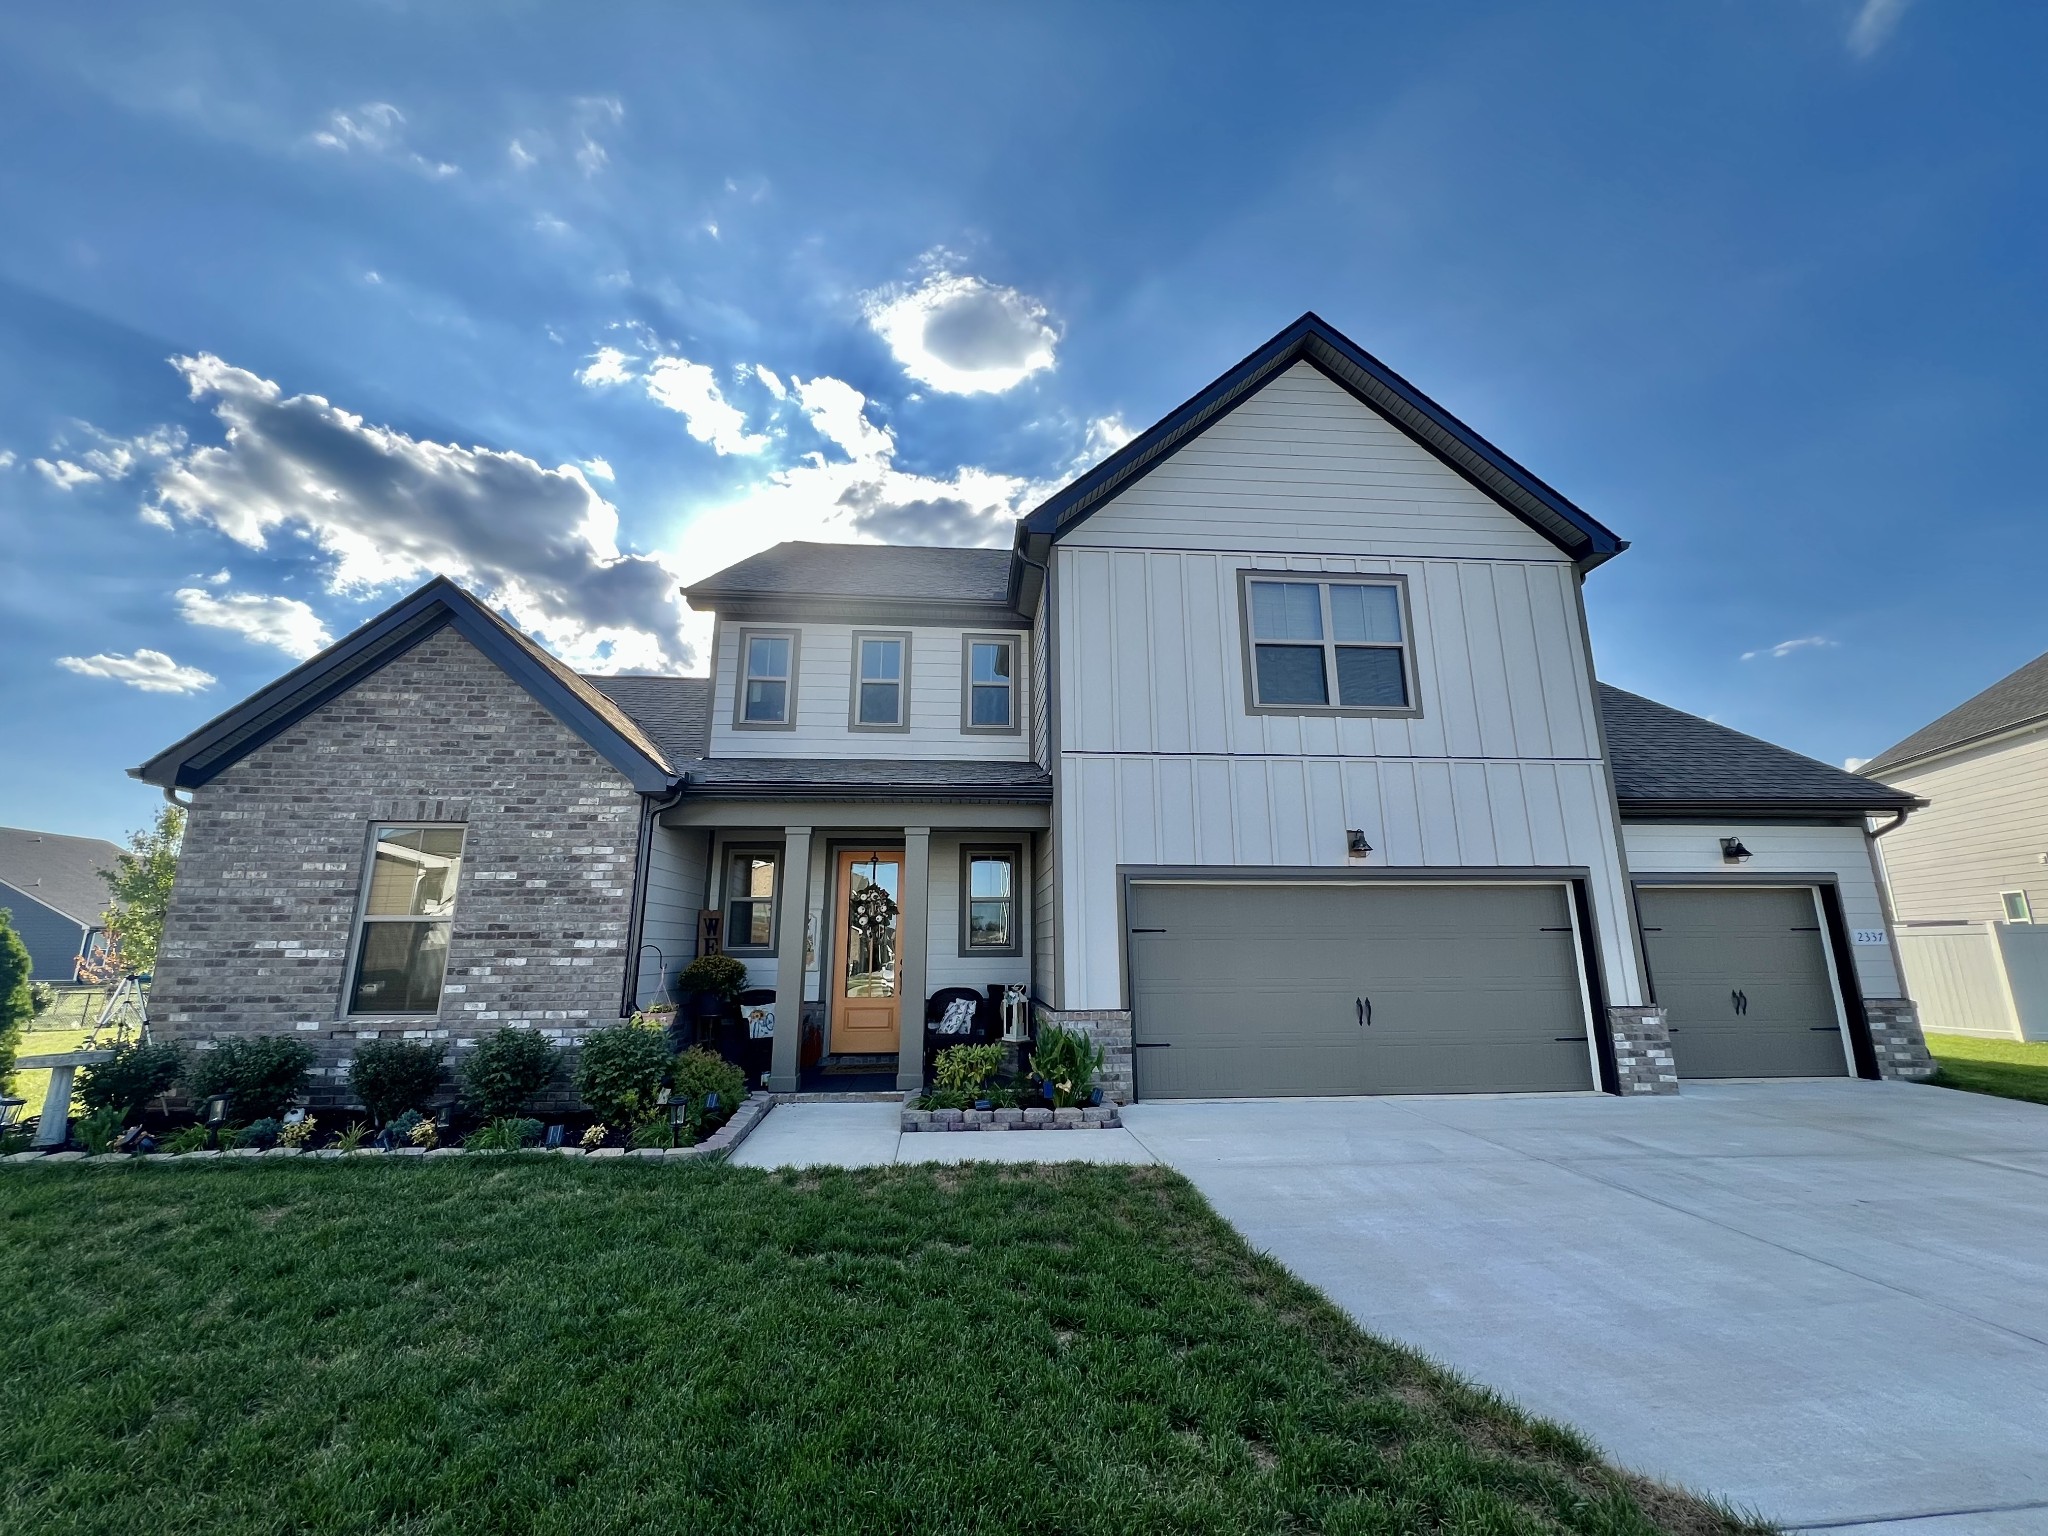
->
(203, 1093), (232, 1150)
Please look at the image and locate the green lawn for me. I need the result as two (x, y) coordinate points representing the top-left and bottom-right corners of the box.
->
(0, 1160), (1762, 1536)
(1925, 1031), (2048, 1107)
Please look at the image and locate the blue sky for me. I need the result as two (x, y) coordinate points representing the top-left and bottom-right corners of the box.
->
(3, 1), (2043, 843)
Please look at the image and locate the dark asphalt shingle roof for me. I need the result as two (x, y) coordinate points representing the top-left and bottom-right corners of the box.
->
(1599, 685), (1918, 813)
(584, 674), (712, 769)
(0, 826), (124, 926)
(1863, 649), (2048, 776)
(682, 542), (1014, 605)
(686, 757), (1052, 801)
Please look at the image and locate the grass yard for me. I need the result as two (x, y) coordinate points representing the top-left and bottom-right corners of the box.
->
(0, 1160), (1762, 1536)
(1925, 1031), (2048, 1107)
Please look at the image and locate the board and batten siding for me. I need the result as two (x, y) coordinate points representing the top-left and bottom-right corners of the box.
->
(1057, 362), (1571, 562)
(1873, 728), (2048, 925)
(1620, 822), (1900, 998)
(634, 822), (708, 1009)
(707, 622), (1031, 760)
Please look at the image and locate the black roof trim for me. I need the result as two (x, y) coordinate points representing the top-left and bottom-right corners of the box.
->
(131, 578), (679, 794)
(1018, 312), (1628, 567)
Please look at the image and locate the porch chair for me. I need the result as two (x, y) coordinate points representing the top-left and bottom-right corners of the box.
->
(922, 986), (990, 1080)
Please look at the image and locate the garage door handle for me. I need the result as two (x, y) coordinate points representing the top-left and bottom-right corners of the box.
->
(1809, 1026), (1839, 1032)
(1356, 996), (1372, 1027)
(1132, 1042), (1171, 1048)
(1731, 989), (1749, 1016)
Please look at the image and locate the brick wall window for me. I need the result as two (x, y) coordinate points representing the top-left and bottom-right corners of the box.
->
(347, 825), (466, 1014)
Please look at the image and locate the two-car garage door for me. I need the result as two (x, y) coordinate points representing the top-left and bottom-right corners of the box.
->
(1127, 882), (1596, 1099)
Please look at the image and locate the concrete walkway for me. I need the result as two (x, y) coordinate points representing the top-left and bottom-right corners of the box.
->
(730, 1100), (1156, 1168)
(1122, 1080), (2048, 1534)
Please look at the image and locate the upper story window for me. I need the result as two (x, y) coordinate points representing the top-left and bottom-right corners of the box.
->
(2002, 890), (2033, 923)
(1239, 573), (1419, 718)
(348, 825), (465, 1015)
(850, 632), (910, 731)
(735, 628), (799, 728)
(725, 848), (780, 950)
(963, 635), (1019, 734)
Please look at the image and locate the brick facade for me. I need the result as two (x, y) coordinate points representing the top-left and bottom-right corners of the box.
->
(1607, 1005), (1680, 1095)
(151, 626), (644, 1105)
(1034, 1007), (1134, 1104)
(1863, 998), (1936, 1081)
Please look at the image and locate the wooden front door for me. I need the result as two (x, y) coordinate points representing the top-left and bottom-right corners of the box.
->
(831, 849), (903, 1055)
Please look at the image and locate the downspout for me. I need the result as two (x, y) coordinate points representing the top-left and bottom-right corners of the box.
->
(1861, 803), (1916, 1016)
(619, 779), (690, 1017)
(162, 786), (194, 810)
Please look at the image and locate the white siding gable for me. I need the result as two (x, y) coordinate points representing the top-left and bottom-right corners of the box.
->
(708, 622), (1031, 760)
(1059, 362), (1568, 561)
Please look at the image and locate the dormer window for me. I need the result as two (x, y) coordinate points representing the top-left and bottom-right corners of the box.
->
(735, 628), (799, 729)
(850, 632), (910, 731)
(963, 635), (1019, 734)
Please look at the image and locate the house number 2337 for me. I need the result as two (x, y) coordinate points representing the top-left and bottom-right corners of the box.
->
(1851, 929), (1889, 946)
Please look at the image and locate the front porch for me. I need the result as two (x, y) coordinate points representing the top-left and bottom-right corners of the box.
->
(658, 794), (1049, 1093)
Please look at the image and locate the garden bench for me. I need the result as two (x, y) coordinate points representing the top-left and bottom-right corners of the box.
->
(16, 1051), (113, 1147)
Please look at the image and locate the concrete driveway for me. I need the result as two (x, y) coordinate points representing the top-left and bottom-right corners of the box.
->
(1123, 1080), (2048, 1533)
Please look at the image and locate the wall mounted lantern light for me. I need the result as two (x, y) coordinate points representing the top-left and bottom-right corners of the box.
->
(1346, 829), (1373, 859)
(1720, 837), (1753, 865)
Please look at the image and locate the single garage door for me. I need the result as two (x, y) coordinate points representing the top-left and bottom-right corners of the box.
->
(1636, 886), (1850, 1079)
(1127, 881), (1595, 1099)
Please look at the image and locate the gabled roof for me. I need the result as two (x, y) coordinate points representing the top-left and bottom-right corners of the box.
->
(132, 578), (680, 794)
(1863, 649), (2048, 777)
(0, 827), (124, 926)
(585, 674), (713, 770)
(683, 543), (1012, 606)
(1599, 684), (1920, 816)
(1018, 312), (1628, 569)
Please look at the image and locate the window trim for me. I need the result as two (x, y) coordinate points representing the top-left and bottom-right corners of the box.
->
(343, 822), (466, 1018)
(958, 843), (1024, 957)
(1235, 569), (1422, 719)
(847, 629), (913, 733)
(732, 626), (801, 731)
(2001, 889), (2033, 924)
(960, 632), (1023, 735)
(721, 844), (782, 954)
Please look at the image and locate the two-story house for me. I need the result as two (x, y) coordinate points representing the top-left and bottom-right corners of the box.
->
(135, 314), (1935, 1104)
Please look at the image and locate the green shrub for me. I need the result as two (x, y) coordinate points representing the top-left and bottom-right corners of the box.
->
(0, 908), (31, 1092)
(77, 1039), (184, 1121)
(348, 1039), (444, 1124)
(460, 1029), (559, 1120)
(230, 1117), (281, 1150)
(933, 1043), (1004, 1097)
(576, 1020), (672, 1125)
(29, 981), (54, 1017)
(670, 1045), (747, 1138)
(185, 1035), (315, 1121)
(1030, 1024), (1103, 1109)
(75, 1106), (123, 1154)
(678, 953), (748, 1004)
(163, 1125), (209, 1154)
(628, 1116), (675, 1150)
(334, 1121), (371, 1153)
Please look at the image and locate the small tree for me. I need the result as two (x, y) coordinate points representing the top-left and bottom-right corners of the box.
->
(0, 909), (30, 1093)
(461, 1029), (560, 1121)
(348, 1039), (446, 1125)
(185, 1035), (315, 1122)
(85, 804), (184, 981)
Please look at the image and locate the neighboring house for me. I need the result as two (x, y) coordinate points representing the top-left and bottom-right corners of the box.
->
(0, 825), (122, 983)
(1865, 652), (2048, 1039)
(133, 313), (1934, 1105)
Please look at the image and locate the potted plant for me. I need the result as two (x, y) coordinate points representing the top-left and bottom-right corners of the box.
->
(678, 954), (748, 1060)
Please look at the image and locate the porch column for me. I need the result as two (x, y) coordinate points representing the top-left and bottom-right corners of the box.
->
(896, 826), (932, 1092)
(768, 825), (813, 1094)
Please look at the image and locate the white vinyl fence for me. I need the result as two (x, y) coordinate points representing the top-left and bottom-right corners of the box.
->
(1895, 921), (2048, 1041)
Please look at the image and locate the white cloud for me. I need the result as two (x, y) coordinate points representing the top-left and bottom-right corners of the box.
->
(1843, 756), (1871, 773)
(132, 353), (692, 672)
(174, 587), (334, 659)
(34, 458), (101, 489)
(1074, 414), (1134, 470)
(643, 356), (770, 456)
(576, 346), (636, 387)
(753, 365), (787, 400)
(1741, 636), (1837, 661)
(32, 423), (185, 490)
(534, 213), (573, 237)
(508, 137), (538, 171)
(310, 103), (458, 178)
(863, 266), (1058, 394)
(580, 457), (615, 481)
(57, 649), (215, 694)
(573, 96), (623, 178)
(0, 450), (15, 469)
(1848, 0), (1913, 58)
